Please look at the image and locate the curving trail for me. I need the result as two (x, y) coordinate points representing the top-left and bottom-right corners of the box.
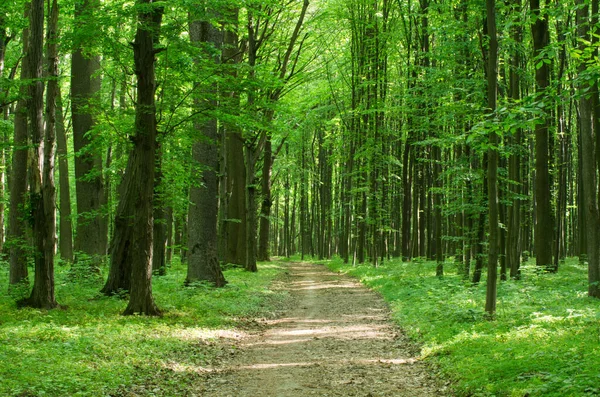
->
(201, 262), (448, 396)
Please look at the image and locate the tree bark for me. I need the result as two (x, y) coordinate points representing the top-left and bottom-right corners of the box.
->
(530, 0), (554, 269)
(56, 87), (74, 263)
(71, 0), (107, 269)
(577, 0), (600, 298)
(186, 8), (227, 286)
(121, 0), (163, 315)
(245, 143), (258, 272)
(8, 2), (30, 287)
(222, 7), (246, 267)
(485, 0), (499, 315)
(21, 0), (59, 309)
(152, 147), (166, 276)
(257, 139), (273, 261)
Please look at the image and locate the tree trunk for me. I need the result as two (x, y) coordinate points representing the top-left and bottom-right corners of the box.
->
(8, 2), (30, 287)
(485, 0), (499, 315)
(433, 144), (443, 276)
(507, 0), (522, 279)
(71, 0), (107, 269)
(56, 87), (74, 263)
(257, 139), (273, 261)
(152, 149), (166, 276)
(21, 0), (59, 309)
(186, 9), (226, 286)
(245, 143), (258, 272)
(577, 0), (600, 298)
(530, 0), (554, 269)
(121, 0), (163, 315)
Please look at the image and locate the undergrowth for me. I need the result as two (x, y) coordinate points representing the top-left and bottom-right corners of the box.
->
(0, 258), (287, 396)
(326, 257), (600, 397)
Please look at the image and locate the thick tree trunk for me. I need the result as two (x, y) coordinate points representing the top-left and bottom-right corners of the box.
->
(577, 0), (600, 298)
(186, 11), (226, 286)
(121, 0), (163, 315)
(530, 0), (554, 269)
(225, 126), (246, 266)
(21, 0), (59, 309)
(8, 2), (30, 287)
(71, 0), (107, 269)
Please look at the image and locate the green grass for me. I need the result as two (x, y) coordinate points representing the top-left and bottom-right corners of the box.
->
(326, 257), (600, 397)
(0, 259), (287, 396)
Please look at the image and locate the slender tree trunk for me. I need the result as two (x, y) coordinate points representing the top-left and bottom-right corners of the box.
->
(152, 148), (166, 275)
(433, 145), (443, 276)
(258, 139), (272, 261)
(401, 139), (412, 261)
(0, 19), (8, 256)
(485, 0), (499, 314)
(507, 0), (522, 279)
(245, 144), (258, 272)
(56, 87), (74, 263)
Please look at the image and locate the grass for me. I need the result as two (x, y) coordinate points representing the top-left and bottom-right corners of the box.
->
(0, 258), (287, 396)
(325, 257), (600, 397)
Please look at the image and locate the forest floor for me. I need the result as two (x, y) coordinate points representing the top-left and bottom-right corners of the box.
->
(194, 261), (449, 396)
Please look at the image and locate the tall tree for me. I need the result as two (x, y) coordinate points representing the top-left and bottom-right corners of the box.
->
(257, 0), (310, 262)
(56, 87), (74, 263)
(530, 0), (553, 269)
(186, 4), (227, 286)
(120, 0), (163, 315)
(507, 0), (523, 279)
(20, 0), (59, 309)
(485, 0), (499, 315)
(577, 0), (600, 298)
(8, 2), (30, 287)
(71, 0), (107, 269)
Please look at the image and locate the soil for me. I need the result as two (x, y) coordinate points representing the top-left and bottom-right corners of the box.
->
(197, 261), (450, 396)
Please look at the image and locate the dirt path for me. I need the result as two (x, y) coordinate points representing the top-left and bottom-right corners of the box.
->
(201, 262), (449, 396)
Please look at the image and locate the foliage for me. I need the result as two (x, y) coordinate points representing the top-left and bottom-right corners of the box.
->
(0, 258), (287, 396)
(326, 257), (600, 397)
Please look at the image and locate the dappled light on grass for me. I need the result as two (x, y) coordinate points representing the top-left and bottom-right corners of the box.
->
(0, 260), (287, 396)
(327, 257), (600, 397)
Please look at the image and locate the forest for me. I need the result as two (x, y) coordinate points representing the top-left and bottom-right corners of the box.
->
(1, 0), (600, 395)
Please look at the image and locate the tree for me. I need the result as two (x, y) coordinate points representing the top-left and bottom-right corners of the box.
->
(20, 0), (59, 309)
(8, 1), (30, 287)
(56, 87), (74, 263)
(186, 4), (226, 287)
(104, 0), (163, 316)
(576, 0), (600, 298)
(485, 0), (499, 315)
(530, 0), (554, 270)
(71, 0), (107, 269)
